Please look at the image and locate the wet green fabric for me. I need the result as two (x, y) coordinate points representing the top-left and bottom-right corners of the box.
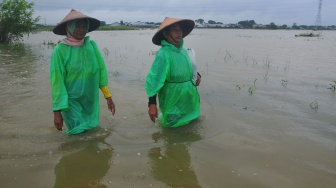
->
(145, 39), (200, 127)
(50, 36), (108, 134)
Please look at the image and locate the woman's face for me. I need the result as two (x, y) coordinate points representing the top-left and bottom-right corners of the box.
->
(73, 20), (87, 40)
(164, 23), (183, 47)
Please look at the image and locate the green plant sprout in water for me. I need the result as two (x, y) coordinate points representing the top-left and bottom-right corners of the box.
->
(310, 100), (318, 110)
(327, 80), (336, 92)
(236, 84), (241, 90)
(263, 71), (269, 80)
(43, 40), (57, 47)
(281, 79), (288, 87)
(102, 47), (110, 56)
(248, 86), (254, 95)
(247, 79), (257, 95)
(254, 78), (257, 86)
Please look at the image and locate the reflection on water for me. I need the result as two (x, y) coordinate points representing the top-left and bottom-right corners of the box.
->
(148, 122), (203, 188)
(54, 130), (112, 188)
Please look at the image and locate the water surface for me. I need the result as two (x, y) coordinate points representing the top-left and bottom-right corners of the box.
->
(0, 29), (335, 188)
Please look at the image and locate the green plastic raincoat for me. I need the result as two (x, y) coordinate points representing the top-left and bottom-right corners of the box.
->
(145, 39), (200, 127)
(50, 36), (108, 134)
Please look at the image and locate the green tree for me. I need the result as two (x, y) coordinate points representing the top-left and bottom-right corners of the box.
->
(208, 20), (216, 24)
(291, 22), (300, 29)
(238, 20), (256, 28)
(268, 22), (277, 29)
(100, 21), (106, 26)
(0, 0), (40, 44)
(281, 24), (288, 29)
(195, 19), (204, 24)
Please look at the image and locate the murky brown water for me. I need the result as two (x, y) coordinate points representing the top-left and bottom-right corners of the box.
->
(0, 29), (335, 188)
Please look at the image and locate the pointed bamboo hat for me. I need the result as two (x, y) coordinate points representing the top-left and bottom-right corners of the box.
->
(152, 17), (195, 46)
(53, 9), (101, 35)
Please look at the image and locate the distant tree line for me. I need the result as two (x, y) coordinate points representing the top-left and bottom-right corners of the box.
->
(194, 18), (335, 30)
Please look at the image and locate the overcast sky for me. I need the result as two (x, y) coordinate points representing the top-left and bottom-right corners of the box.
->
(24, 0), (335, 26)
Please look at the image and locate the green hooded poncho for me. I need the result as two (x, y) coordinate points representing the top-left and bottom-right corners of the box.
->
(50, 36), (108, 134)
(145, 39), (200, 127)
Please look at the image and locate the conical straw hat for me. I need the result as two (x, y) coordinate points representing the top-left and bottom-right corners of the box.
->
(53, 9), (101, 35)
(152, 17), (195, 46)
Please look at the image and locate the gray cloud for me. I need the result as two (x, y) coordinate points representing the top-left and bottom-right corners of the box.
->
(28, 0), (335, 26)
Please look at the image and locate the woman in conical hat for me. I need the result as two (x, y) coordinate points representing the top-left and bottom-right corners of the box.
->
(145, 17), (201, 127)
(50, 9), (116, 134)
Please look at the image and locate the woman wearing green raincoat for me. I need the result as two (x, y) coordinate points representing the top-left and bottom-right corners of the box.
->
(50, 10), (115, 134)
(145, 17), (201, 127)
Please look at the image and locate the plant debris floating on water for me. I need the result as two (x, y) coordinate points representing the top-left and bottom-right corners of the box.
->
(295, 32), (321, 37)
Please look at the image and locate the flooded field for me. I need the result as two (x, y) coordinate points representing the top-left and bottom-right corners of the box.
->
(0, 29), (335, 188)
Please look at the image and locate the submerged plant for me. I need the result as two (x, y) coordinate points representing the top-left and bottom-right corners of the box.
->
(224, 50), (234, 63)
(150, 50), (157, 56)
(327, 80), (336, 92)
(225, 50), (233, 59)
(0, 43), (26, 54)
(295, 32), (321, 37)
(137, 70), (142, 80)
(252, 58), (258, 64)
(243, 52), (248, 63)
(263, 71), (269, 80)
(281, 79), (288, 87)
(263, 55), (271, 68)
(284, 61), (290, 72)
(112, 70), (119, 77)
(103, 47), (110, 56)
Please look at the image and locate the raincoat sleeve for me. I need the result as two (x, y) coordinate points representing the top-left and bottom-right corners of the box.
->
(90, 40), (112, 98)
(50, 45), (69, 111)
(145, 50), (170, 97)
(90, 40), (108, 88)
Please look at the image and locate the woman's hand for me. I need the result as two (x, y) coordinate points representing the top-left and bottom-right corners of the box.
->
(54, 111), (63, 131)
(196, 74), (201, 86)
(106, 97), (115, 116)
(148, 104), (158, 123)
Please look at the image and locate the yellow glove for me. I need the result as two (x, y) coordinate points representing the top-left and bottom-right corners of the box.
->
(100, 86), (112, 99)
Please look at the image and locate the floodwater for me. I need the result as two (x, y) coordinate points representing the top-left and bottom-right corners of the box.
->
(0, 29), (335, 188)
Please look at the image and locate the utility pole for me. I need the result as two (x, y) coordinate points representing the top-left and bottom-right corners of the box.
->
(315, 0), (322, 30)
